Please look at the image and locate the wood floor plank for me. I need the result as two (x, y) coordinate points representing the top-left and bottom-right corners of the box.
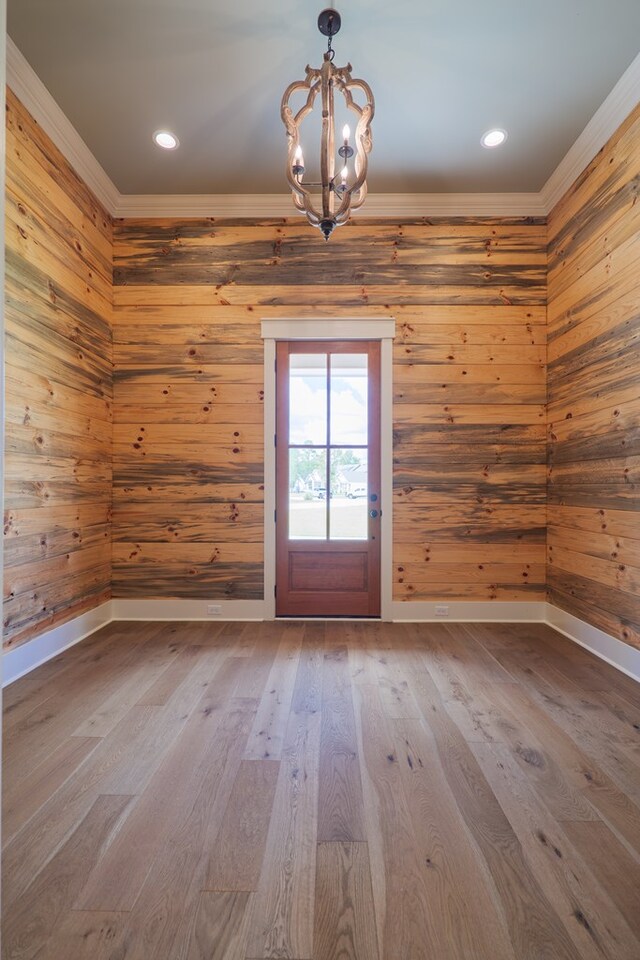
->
(75, 671), (251, 911)
(314, 842), (380, 960)
(3, 625), (161, 779)
(3, 620), (639, 960)
(535, 626), (640, 699)
(348, 621), (387, 686)
(317, 752), (366, 845)
(243, 623), (302, 760)
(103, 697), (258, 960)
(72, 632), (182, 737)
(2, 734), (100, 844)
(403, 626), (584, 960)
(474, 742), (640, 960)
(33, 911), (130, 960)
(206, 759), (280, 892)
(2, 794), (133, 960)
(245, 712), (320, 959)
(352, 681), (443, 958)
(186, 891), (252, 960)
(375, 647), (423, 720)
(392, 717), (517, 959)
(440, 678), (522, 743)
(216, 620), (257, 657)
(135, 642), (203, 705)
(2, 704), (156, 909)
(450, 678), (601, 821)
(290, 622), (325, 716)
(596, 688), (640, 744)
(233, 621), (282, 700)
(504, 649), (640, 753)
(464, 666), (640, 855)
(2, 623), (126, 731)
(489, 642), (640, 774)
(318, 643), (366, 842)
(96, 648), (235, 796)
(561, 820), (640, 940)
(419, 623), (516, 699)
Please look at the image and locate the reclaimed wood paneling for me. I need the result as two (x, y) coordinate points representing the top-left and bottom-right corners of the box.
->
(547, 100), (640, 649)
(113, 216), (547, 603)
(7, 85), (639, 636)
(4, 90), (113, 649)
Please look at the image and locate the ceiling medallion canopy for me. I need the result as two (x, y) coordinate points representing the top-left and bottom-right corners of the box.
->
(281, 8), (375, 240)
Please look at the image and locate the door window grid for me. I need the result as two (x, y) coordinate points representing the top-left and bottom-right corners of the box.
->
(288, 352), (368, 541)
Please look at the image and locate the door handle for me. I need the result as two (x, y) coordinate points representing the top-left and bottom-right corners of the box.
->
(370, 509), (379, 519)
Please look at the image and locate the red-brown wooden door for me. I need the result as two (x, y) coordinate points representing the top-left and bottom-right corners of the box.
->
(275, 340), (381, 617)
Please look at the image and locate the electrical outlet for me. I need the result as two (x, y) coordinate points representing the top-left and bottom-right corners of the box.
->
(435, 605), (449, 617)
(207, 604), (222, 616)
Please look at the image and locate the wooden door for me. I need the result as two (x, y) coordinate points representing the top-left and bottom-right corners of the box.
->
(275, 341), (381, 617)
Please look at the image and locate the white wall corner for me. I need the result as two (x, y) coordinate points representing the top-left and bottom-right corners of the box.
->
(2, 600), (113, 686)
(7, 37), (120, 215)
(110, 599), (266, 621)
(541, 50), (640, 214)
(545, 603), (640, 683)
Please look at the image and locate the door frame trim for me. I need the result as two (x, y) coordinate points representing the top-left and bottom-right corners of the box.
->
(261, 319), (395, 621)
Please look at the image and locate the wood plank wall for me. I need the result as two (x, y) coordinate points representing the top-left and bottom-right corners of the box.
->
(112, 218), (547, 603)
(6, 86), (639, 649)
(4, 90), (113, 650)
(547, 102), (640, 649)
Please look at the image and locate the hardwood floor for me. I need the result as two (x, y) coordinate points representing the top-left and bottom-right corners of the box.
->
(3, 619), (640, 959)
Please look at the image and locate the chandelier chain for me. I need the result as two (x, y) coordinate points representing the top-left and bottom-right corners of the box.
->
(326, 31), (335, 61)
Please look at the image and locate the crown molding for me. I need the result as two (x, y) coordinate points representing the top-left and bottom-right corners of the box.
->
(114, 191), (545, 218)
(7, 37), (640, 221)
(7, 37), (120, 214)
(115, 193), (297, 218)
(540, 50), (640, 213)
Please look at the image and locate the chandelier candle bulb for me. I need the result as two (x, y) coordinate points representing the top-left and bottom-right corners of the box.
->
(281, 7), (374, 239)
(293, 145), (305, 177)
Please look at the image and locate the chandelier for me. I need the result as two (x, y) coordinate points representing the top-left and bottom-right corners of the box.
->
(281, 8), (375, 240)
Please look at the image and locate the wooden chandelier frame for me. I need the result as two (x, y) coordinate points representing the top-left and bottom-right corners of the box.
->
(281, 50), (374, 238)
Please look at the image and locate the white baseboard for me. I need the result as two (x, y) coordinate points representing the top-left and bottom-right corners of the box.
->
(3, 600), (113, 686)
(390, 600), (547, 622)
(544, 603), (640, 683)
(111, 598), (266, 621)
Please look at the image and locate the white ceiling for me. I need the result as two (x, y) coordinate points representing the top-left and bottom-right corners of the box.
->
(7, 0), (640, 197)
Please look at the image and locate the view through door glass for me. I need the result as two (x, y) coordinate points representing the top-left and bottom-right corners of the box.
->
(276, 341), (381, 617)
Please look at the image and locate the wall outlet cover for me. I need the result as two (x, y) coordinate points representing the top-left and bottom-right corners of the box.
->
(207, 604), (222, 616)
(435, 605), (450, 617)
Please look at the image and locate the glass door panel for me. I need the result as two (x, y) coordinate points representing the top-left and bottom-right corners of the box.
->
(286, 349), (370, 543)
(329, 449), (368, 540)
(289, 353), (327, 445)
(289, 448), (327, 539)
(330, 353), (368, 445)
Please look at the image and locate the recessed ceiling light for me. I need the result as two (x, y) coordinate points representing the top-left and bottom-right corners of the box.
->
(481, 128), (507, 149)
(153, 130), (179, 150)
